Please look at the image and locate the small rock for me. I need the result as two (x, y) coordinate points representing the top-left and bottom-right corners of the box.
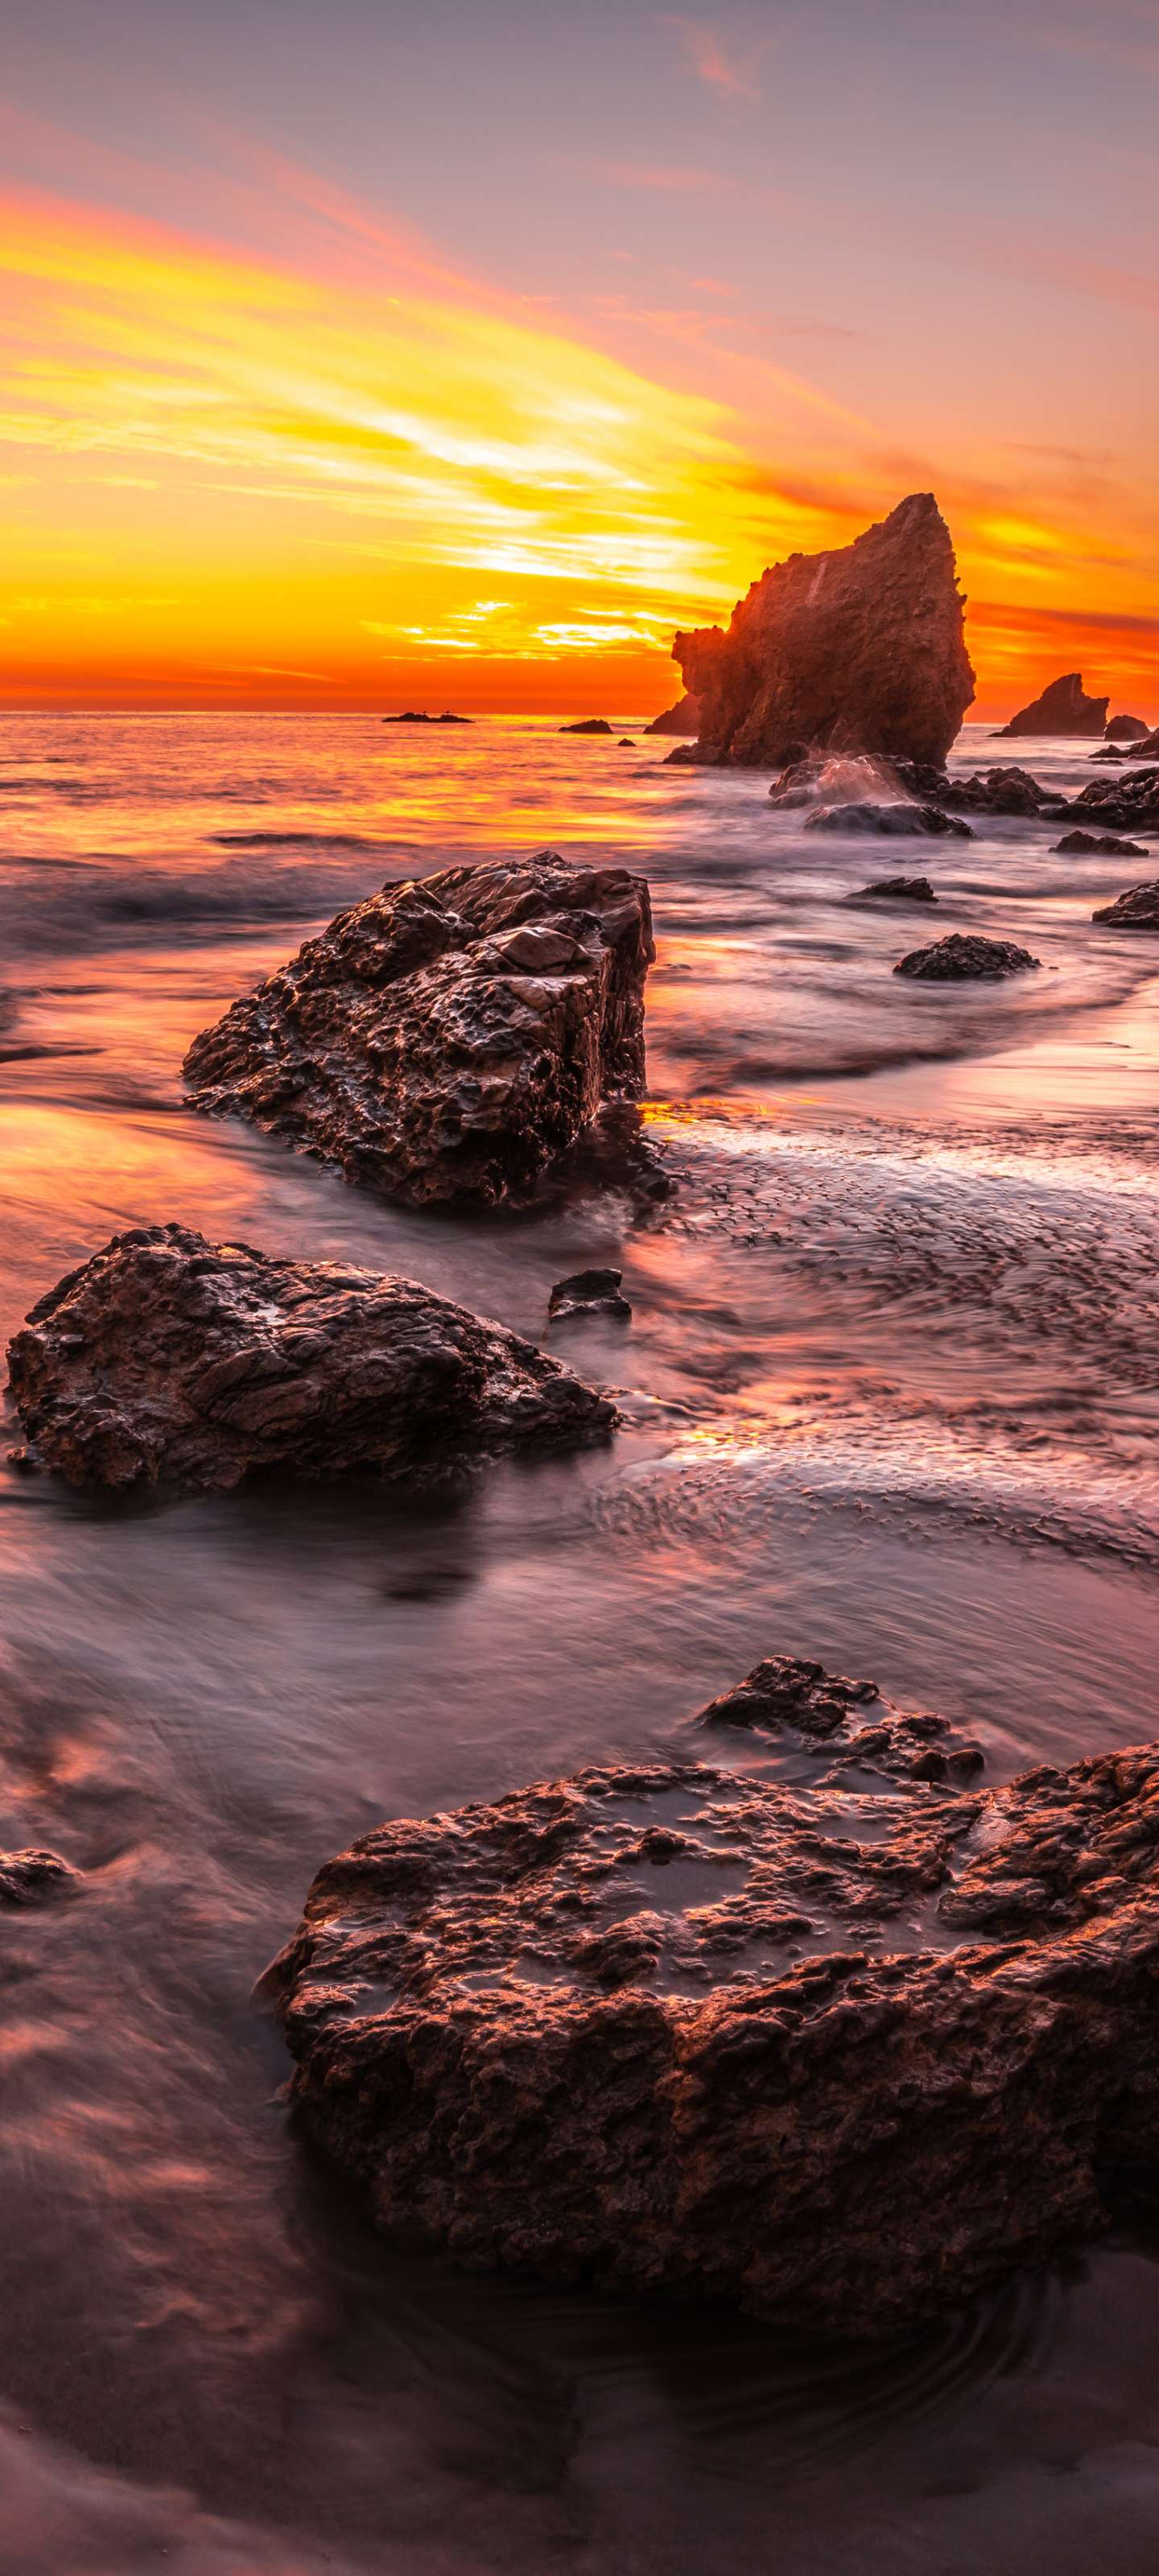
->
(803, 803), (970, 839)
(894, 933), (1041, 980)
(852, 876), (937, 902)
(1053, 832), (1149, 857)
(1105, 716), (1150, 741)
(548, 1269), (632, 1322)
(0, 1849), (80, 1904)
(559, 719), (612, 735)
(617, 738), (636, 748)
(6, 1224), (618, 1497)
(1091, 881), (1159, 929)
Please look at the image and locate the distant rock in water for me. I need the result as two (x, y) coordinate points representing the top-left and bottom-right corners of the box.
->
(0, 1848), (80, 1905)
(548, 1269), (631, 1322)
(1054, 832), (1149, 857)
(1091, 881), (1159, 929)
(1105, 715), (1150, 741)
(804, 802), (970, 839)
(182, 854), (654, 1208)
(559, 719), (612, 735)
(895, 933), (1041, 981)
(993, 673), (1108, 737)
(938, 765), (1048, 816)
(644, 695), (700, 737)
(262, 1641), (1159, 2334)
(1125, 730), (1159, 759)
(6, 1224), (617, 1498)
(670, 493), (975, 769)
(852, 875), (937, 902)
(617, 738), (635, 748)
(383, 711), (472, 724)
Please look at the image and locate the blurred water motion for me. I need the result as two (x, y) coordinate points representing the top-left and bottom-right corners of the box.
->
(2, 711), (1158, 2573)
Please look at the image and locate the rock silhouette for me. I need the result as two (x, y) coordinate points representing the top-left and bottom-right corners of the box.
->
(670, 494), (974, 769)
(559, 719), (612, 735)
(262, 1657), (1159, 2333)
(183, 855), (654, 1208)
(994, 673), (1108, 737)
(644, 695), (700, 737)
(894, 934), (1041, 980)
(6, 1224), (617, 1497)
(852, 876), (937, 902)
(1105, 716), (1150, 741)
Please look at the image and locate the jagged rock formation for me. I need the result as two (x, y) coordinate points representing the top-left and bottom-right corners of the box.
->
(262, 1653), (1159, 2334)
(1106, 716), (1150, 741)
(0, 1849), (80, 1904)
(383, 712), (471, 725)
(694, 1653), (984, 1781)
(670, 494), (974, 769)
(939, 765), (1050, 816)
(1126, 731), (1159, 759)
(894, 933), (1041, 981)
(803, 803), (969, 839)
(1050, 770), (1159, 836)
(1092, 882), (1159, 930)
(1054, 832), (1149, 857)
(548, 1269), (631, 1322)
(851, 877), (937, 902)
(559, 720), (612, 736)
(645, 696), (700, 737)
(994, 673), (1108, 737)
(6, 1224), (617, 1497)
(182, 856), (654, 1208)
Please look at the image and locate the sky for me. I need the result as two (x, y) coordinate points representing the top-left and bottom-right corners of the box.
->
(1, 0), (1156, 716)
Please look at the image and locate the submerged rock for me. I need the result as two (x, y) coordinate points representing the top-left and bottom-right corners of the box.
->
(6, 1224), (617, 1497)
(1091, 882), (1159, 930)
(671, 493), (974, 770)
(262, 1660), (1159, 2333)
(559, 719), (612, 736)
(994, 673), (1109, 737)
(1054, 832), (1149, 857)
(1105, 715), (1150, 741)
(851, 876), (937, 902)
(644, 695), (700, 737)
(182, 855), (654, 1208)
(803, 802), (969, 839)
(0, 1848), (80, 1904)
(894, 933), (1041, 981)
(548, 1269), (631, 1322)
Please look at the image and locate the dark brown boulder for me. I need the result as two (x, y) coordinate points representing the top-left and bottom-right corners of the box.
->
(644, 695), (700, 737)
(850, 876), (937, 902)
(802, 802), (969, 839)
(548, 1268), (631, 1322)
(182, 855), (654, 1208)
(6, 1224), (617, 1497)
(938, 764), (1049, 816)
(262, 1654), (1159, 2334)
(993, 673), (1108, 737)
(1053, 832), (1149, 857)
(0, 1849), (80, 1904)
(1126, 730), (1159, 759)
(670, 494), (974, 769)
(559, 719), (612, 735)
(1051, 770), (1159, 836)
(1106, 715), (1150, 741)
(894, 933), (1040, 980)
(1092, 881), (1159, 929)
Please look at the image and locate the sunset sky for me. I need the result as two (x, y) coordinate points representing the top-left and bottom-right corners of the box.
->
(2, 0), (1156, 717)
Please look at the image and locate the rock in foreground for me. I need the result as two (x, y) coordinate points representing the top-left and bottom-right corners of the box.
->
(183, 855), (654, 1208)
(0, 1849), (80, 1904)
(1054, 832), (1149, 857)
(264, 1655), (1159, 2333)
(6, 1224), (617, 1496)
(852, 876), (937, 903)
(994, 673), (1108, 737)
(671, 493), (974, 769)
(548, 1268), (631, 1322)
(803, 802), (969, 839)
(894, 933), (1041, 981)
(1092, 882), (1159, 930)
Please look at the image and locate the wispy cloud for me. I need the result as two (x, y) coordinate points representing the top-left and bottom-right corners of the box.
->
(662, 16), (780, 104)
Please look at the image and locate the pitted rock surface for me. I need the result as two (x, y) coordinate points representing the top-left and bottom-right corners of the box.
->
(264, 1710), (1159, 2332)
(938, 765), (1049, 816)
(670, 494), (974, 770)
(1051, 770), (1159, 836)
(548, 1269), (631, 1322)
(182, 855), (654, 1208)
(694, 1653), (984, 1785)
(6, 1224), (617, 1496)
(0, 1848), (80, 1904)
(894, 933), (1041, 981)
(803, 802), (969, 840)
(1092, 882), (1159, 930)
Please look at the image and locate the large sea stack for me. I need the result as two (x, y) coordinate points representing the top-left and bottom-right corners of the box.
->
(670, 493), (974, 768)
(6, 1224), (617, 1496)
(183, 855), (654, 1207)
(262, 1650), (1159, 2334)
(994, 673), (1108, 737)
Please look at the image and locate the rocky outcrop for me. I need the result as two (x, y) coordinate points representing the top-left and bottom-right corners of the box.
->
(1126, 731), (1159, 759)
(1049, 770), (1159, 837)
(670, 494), (974, 770)
(938, 765), (1050, 816)
(851, 876), (937, 902)
(182, 855), (654, 1208)
(803, 803), (969, 839)
(262, 1649), (1159, 2334)
(1054, 832), (1149, 857)
(0, 1849), (80, 1904)
(1092, 882), (1159, 930)
(383, 712), (471, 724)
(559, 720), (612, 736)
(6, 1224), (617, 1497)
(994, 673), (1108, 737)
(645, 696), (700, 737)
(1106, 716), (1150, 741)
(548, 1269), (631, 1322)
(694, 1653), (984, 1781)
(894, 933), (1041, 980)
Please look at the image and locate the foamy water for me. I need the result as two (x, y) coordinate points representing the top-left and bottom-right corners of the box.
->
(2, 711), (1158, 2572)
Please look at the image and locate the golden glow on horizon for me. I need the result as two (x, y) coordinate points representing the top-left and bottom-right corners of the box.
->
(1, 184), (1154, 713)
